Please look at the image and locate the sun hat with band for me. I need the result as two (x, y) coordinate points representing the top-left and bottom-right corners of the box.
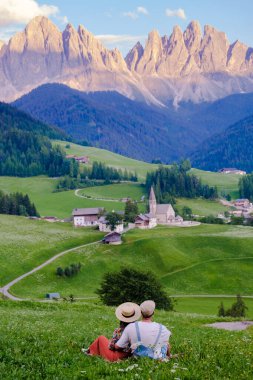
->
(115, 302), (141, 323)
(140, 300), (156, 318)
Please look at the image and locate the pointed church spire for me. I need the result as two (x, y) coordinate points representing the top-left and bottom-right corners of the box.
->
(149, 186), (157, 216)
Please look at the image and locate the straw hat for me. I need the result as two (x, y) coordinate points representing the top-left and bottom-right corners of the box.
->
(115, 302), (141, 323)
(140, 300), (156, 318)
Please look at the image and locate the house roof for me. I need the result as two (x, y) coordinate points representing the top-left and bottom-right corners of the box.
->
(220, 168), (245, 172)
(135, 213), (154, 222)
(156, 204), (174, 214)
(235, 199), (249, 202)
(72, 207), (104, 216)
(103, 232), (122, 242)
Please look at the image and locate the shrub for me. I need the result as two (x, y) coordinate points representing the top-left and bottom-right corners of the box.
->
(96, 267), (174, 310)
(217, 295), (248, 317)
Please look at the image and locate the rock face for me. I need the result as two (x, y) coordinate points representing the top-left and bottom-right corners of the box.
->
(1, 16), (253, 104)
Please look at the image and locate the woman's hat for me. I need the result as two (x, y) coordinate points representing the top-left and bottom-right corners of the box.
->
(115, 302), (141, 323)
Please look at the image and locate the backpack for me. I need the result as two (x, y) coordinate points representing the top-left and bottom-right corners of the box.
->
(132, 322), (163, 359)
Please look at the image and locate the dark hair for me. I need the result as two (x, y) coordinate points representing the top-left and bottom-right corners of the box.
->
(120, 321), (129, 328)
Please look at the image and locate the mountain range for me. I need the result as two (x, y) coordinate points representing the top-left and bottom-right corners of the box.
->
(1, 16), (253, 105)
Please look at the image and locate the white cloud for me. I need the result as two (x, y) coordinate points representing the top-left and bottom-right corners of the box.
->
(0, 0), (61, 27)
(123, 6), (149, 20)
(137, 6), (149, 15)
(123, 11), (138, 20)
(165, 8), (186, 20)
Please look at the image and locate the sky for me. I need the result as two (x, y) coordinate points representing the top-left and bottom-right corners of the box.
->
(0, 0), (253, 55)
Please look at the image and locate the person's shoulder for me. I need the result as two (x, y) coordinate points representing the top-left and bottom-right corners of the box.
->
(155, 322), (171, 335)
(123, 322), (136, 333)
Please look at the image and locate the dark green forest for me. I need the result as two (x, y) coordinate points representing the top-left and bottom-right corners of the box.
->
(0, 102), (77, 177)
(0, 191), (39, 216)
(146, 163), (218, 202)
(239, 174), (253, 200)
(191, 115), (253, 172)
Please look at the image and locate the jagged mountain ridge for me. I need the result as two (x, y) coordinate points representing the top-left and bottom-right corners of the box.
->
(1, 16), (253, 104)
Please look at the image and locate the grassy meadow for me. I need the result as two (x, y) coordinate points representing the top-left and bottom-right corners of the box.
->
(1, 301), (253, 380)
(9, 223), (253, 301)
(79, 183), (146, 201)
(53, 140), (163, 181)
(176, 197), (227, 216)
(0, 214), (103, 286)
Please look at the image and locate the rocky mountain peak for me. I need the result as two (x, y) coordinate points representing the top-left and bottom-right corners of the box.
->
(125, 42), (144, 71)
(183, 20), (202, 54)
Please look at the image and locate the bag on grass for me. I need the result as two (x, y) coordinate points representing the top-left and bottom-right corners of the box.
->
(132, 322), (163, 359)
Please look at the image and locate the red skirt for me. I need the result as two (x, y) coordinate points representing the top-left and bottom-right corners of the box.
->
(88, 336), (130, 362)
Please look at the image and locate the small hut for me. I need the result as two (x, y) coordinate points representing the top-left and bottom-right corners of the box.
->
(46, 292), (60, 300)
(102, 232), (122, 245)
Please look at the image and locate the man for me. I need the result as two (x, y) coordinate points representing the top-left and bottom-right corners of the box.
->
(115, 300), (171, 360)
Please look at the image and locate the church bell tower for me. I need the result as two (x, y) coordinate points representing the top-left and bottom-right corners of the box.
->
(149, 186), (157, 216)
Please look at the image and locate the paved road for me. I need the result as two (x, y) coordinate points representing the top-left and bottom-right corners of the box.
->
(0, 240), (100, 301)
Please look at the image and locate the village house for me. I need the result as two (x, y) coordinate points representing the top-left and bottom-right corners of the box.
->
(66, 155), (89, 164)
(102, 231), (122, 245)
(72, 207), (104, 227)
(219, 168), (246, 175)
(135, 213), (157, 229)
(98, 216), (124, 233)
(233, 199), (251, 208)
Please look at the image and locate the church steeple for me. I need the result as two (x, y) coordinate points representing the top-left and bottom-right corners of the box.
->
(149, 186), (157, 216)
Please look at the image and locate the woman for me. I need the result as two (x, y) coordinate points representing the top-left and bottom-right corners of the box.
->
(83, 302), (141, 362)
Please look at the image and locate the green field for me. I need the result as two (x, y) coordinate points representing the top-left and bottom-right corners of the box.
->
(191, 168), (240, 198)
(55, 140), (241, 197)
(79, 183), (146, 201)
(176, 198), (227, 216)
(8, 223), (253, 300)
(0, 177), (146, 218)
(0, 215), (103, 286)
(1, 301), (253, 380)
(54, 140), (163, 180)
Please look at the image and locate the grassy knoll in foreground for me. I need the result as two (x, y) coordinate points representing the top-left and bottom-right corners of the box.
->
(0, 301), (252, 380)
(11, 224), (253, 299)
(0, 215), (103, 286)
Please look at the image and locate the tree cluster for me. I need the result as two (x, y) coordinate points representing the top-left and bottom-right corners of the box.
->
(96, 267), (174, 311)
(124, 200), (139, 223)
(56, 263), (81, 277)
(83, 161), (138, 182)
(0, 191), (39, 216)
(105, 212), (123, 231)
(146, 162), (218, 203)
(218, 295), (248, 317)
(239, 174), (253, 201)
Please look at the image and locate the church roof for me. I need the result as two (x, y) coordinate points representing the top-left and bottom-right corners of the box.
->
(156, 204), (174, 214)
(149, 186), (156, 201)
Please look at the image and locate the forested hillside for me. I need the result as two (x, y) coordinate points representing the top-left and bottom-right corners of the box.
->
(0, 102), (74, 177)
(191, 115), (253, 172)
(13, 84), (253, 162)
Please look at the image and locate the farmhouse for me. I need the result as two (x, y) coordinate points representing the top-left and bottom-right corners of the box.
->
(72, 207), (104, 227)
(98, 216), (124, 233)
(102, 231), (122, 245)
(219, 168), (246, 175)
(233, 199), (251, 208)
(135, 213), (157, 229)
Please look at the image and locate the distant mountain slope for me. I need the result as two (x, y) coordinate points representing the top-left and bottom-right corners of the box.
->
(191, 115), (253, 172)
(0, 102), (70, 177)
(13, 83), (253, 162)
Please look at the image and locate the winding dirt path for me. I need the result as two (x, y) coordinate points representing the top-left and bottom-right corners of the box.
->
(0, 240), (101, 301)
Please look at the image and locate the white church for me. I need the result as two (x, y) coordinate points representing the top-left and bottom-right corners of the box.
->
(135, 187), (183, 229)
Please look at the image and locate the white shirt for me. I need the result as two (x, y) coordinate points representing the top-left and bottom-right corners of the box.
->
(117, 321), (171, 359)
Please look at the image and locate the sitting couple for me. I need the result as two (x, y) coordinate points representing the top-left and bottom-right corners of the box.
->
(83, 300), (171, 362)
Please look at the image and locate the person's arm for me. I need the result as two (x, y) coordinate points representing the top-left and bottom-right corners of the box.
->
(108, 328), (120, 351)
(114, 327), (129, 351)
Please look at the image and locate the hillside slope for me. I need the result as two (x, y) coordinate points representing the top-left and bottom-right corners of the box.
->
(0, 102), (69, 177)
(191, 115), (253, 172)
(13, 84), (253, 162)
